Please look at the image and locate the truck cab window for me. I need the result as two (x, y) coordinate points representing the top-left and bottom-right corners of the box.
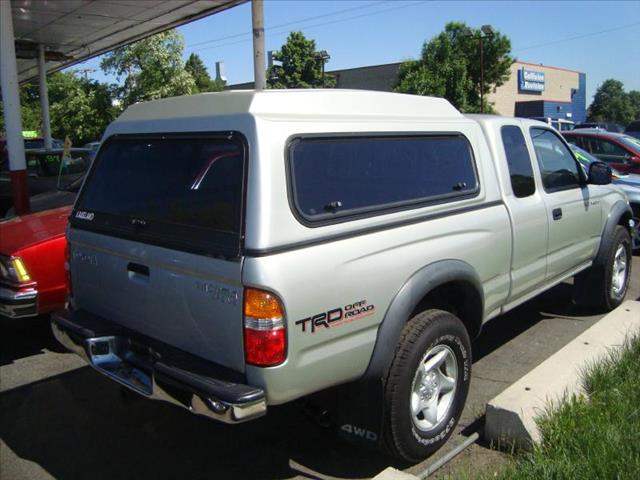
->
(501, 125), (535, 198)
(530, 128), (582, 192)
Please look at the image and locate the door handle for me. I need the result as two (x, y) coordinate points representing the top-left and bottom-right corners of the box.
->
(552, 208), (563, 221)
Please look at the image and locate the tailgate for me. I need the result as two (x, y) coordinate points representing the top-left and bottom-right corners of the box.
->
(68, 132), (248, 371)
(69, 229), (245, 371)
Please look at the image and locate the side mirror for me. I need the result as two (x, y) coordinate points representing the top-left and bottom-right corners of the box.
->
(629, 155), (640, 165)
(588, 161), (612, 185)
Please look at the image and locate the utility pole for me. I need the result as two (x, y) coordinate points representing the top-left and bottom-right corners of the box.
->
(252, 0), (265, 90)
(479, 25), (494, 113)
(316, 50), (330, 88)
(461, 25), (494, 113)
(480, 34), (484, 114)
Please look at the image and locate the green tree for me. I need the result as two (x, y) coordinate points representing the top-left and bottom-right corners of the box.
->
(626, 90), (640, 121)
(48, 71), (118, 145)
(396, 22), (514, 112)
(1, 75), (115, 145)
(185, 53), (225, 92)
(267, 31), (336, 89)
(101, 29), (195, 107)
(588, 79), (635, 125)
(0, 83), (42, 134)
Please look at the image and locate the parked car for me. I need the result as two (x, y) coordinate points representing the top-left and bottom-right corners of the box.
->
(625, 120), (640, 140)
(574, 122), (624, 133)
(0, 148), (91, 216)
(0, 206), (70, 319)
(570, 144), (640, 247)
(4, 174), (83, 218)
(24, 138), (65, 149)
(51, 91), (633, 462)
(83, 141), (102, 161)
(0, 138), (64, 160)
(529, 116), (575, 131)
(563, 130), (640, 174)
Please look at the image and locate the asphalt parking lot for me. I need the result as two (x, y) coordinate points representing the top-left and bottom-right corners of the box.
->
(1, 255), (639, 480)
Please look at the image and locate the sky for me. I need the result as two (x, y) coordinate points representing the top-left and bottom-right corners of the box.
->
(74, 0), (640, 104)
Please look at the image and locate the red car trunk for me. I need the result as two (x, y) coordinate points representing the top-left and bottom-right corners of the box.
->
(0, 206), (70, 317)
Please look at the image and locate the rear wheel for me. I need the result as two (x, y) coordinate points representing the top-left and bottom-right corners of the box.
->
(382, 309), (471, 462)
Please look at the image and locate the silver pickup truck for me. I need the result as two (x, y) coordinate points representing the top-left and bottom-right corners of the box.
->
(52, 90), (635, 462)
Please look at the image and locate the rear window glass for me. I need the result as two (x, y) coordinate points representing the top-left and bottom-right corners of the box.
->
(73, 134), (245, 257)
(289, 135), (478, 223)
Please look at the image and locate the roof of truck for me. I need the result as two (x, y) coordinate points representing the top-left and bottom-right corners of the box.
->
(465, 114), (549, 129)
(115, 89), (463, 124)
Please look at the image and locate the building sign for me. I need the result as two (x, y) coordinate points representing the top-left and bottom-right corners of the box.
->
(518, 68), (545, 92)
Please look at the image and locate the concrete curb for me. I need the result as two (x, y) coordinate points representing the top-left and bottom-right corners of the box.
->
(485, 300), (640, 449)
(372, 467), (420, 480)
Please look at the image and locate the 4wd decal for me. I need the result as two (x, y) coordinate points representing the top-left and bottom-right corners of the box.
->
(295, 299), (375, 333)
(340, 424), (378, 442)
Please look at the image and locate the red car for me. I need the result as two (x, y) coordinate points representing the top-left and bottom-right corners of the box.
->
(0, 206), (70, 319)
(563, 130), (640, 174)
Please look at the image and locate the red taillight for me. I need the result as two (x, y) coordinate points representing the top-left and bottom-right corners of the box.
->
(243, 288), (286, 366)
(244, 328), (286, 366)
(64, 243), (72, 299)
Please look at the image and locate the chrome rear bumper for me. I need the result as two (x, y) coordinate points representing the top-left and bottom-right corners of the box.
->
(51, 309), (266, 424)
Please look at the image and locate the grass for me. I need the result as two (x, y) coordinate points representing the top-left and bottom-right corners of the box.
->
(477, 333), (640, 480)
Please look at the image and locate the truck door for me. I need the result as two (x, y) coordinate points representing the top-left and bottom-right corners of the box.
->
(499, 125), (549, 300)
(528, 127), (602, 280)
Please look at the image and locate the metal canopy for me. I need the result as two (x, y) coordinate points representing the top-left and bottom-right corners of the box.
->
(12, 0), (247, 83)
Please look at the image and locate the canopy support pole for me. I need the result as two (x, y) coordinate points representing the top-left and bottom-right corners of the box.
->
(38, 44), (52, 150)
(0, 0), (30, 214)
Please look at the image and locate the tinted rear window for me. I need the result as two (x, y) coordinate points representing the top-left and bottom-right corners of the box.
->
(72, 134), (245, 257)
(289, 135), (478, 223)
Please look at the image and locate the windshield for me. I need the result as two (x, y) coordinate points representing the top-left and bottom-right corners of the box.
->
(72, 133), (246, 257)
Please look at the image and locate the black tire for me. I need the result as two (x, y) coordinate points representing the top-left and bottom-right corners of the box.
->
(574, 226), (632, 311)
(382, 309), (471, 462)
(602, 226), (632, 310)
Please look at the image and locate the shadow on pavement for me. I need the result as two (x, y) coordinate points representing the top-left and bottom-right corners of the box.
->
(1, 278), (625, 479)
(0, 367), (393, 480)
(471, 282), (595, 363)
(0, 315), (65, 367)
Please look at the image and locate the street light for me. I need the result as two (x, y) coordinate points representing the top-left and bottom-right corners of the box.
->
(459, 25), (494, 113)
(478, 25), (494, 113)
(316, 50), (330, 87)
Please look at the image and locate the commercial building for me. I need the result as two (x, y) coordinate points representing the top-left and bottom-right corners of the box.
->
(488, 61), (586, 123)
(229, 60), (586, 123)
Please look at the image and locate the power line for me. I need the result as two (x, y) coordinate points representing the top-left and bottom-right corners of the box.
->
(186, 1), (390, 50)
(515, 21), (640, 53)
(189, 0), (430, 54)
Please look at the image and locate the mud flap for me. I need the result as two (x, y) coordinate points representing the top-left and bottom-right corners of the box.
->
(335, 378), (385, 450)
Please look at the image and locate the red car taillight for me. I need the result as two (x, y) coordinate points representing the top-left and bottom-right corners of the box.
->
(243, 288), (286, 367)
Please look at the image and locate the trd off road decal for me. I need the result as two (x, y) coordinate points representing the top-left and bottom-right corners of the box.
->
(295, 299), (375, 333)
